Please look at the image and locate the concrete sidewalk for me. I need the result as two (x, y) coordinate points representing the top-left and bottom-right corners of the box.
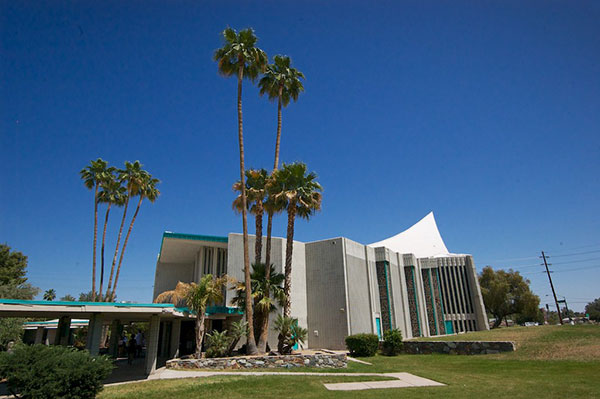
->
(138, 368), (445, 391)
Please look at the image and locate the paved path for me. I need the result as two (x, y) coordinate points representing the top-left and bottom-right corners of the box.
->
(139, 368), (445, 391)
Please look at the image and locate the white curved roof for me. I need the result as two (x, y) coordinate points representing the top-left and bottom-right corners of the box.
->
(369, 212), (462, 258)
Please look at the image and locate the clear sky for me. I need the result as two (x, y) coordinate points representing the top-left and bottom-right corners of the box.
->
(1, 1), (599, 311)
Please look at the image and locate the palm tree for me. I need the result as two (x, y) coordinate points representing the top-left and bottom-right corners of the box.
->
(155, 275), (228, 358)
(104, 161), (142, 301)
(96, 171), (126, 301)
(60, 294), (76, 302)
(43, 289), (56, 301)
(214, 27), (267, 355)
(80, 158), (110, 301)
(258, 55), (305, 295)
(270, 162), (322, 318)
(233, 169), (269, 265)
(110, 170), (160, 301)
(231, 262), (286, 348)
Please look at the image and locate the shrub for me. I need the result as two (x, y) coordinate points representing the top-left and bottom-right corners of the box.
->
(382, 329), (403, 356)
(273, 315), (308, 354)
(205, 330), (231, 358)
(0, 344), (113, 399)
(345, 333), (379, 357)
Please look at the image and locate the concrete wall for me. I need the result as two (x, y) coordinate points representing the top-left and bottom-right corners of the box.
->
(305, 238), (348, 349)
(343, 238), (374, 336)
(153, 262), (194, 300)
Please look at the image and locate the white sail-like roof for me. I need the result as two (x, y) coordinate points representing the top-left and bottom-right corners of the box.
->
(369, 212), (463, 258)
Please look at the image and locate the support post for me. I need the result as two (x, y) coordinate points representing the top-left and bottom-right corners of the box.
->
(54, 316), (71, 346)
(86, 314), (104, 355)
(145, 315), (160, 375)
(169, 320), (181, 359)
(108, 319), (122, 358)
(34, 326), (44, 344)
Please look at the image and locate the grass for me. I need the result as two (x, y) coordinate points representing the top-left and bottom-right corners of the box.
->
(100, 324), (600, 399)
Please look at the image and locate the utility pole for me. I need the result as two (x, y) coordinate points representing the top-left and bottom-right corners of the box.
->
(541, 251), (563, 325)
(558, 297), (572, 323)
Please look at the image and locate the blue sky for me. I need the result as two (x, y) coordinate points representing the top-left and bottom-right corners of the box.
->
(1, 1), (599, 311)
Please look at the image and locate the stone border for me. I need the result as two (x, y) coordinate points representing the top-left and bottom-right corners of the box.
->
(402, 341), (515, 355)
(166, 353), (347, 369)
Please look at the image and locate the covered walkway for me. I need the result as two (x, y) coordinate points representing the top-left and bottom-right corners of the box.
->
(0, 299), (194, 375)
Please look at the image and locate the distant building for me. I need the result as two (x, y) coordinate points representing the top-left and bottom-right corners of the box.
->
(154, 212), (489, 350)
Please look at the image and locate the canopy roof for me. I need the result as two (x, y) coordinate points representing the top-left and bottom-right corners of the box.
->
(369, 212), (464, 258)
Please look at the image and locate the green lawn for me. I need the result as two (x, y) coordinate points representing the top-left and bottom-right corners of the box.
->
(100, 324), (600, 399)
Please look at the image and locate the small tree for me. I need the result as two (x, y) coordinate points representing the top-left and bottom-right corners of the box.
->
(227, 320), (249, 355)
(273, 314), (307, 354)
(155, 275), (227, 358)
(585, 298), (600, 321)
(479, 266), (540, 329)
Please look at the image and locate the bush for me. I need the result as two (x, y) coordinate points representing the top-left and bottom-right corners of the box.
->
(0, 344), (113, 399)
(345, 333), (379, 357)
(273, 315), (308, 354)
(382, 329), (403, 356)
(205, 330), (231, 358)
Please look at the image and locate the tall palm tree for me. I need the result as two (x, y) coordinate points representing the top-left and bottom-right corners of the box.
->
(110, 171), (160, 301)
(233, 169), (268, 265)
(43, 289), (56, 301)
(80, 158), (110, 302)
(214, 27), (267, 355)
(104, 161), (143, 301)
(96, 171), (126, 301)
(155, 275), (228, 358)
(270, 162), (322, 318)
(258, 55), (305, 288)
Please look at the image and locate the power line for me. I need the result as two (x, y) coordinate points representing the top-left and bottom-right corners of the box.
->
(549, 249), (600, 258)
(541, 251), (563, 324)
(548, 256), (600, 265)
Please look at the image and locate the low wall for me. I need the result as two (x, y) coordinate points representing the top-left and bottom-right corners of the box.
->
(166, 353), (347, 369)
(402, 341), (515, 355)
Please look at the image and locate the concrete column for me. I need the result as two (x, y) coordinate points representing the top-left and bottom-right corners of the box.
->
(169, 319), (181, 359)
(396, 253), (412, 339)
(145, 315), (160, 375)
(414, 263), (430, 337)
(86, 314), (104, 355)
(108, 320), (122, 358)
(466, 256), (490, 331)
(54, 316), (71, 346)
(34, 326), (44, 344)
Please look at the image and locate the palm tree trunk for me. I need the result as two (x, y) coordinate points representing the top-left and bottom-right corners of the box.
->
(259, 89), (284, 352)
(92, 184), (99, 302)
(255, 204), (263, 265)
(98, 203), (112, 302)
(196, 311), (207, 358)
(105, 196), (129, 301)
(111, 195), (143, 301)
(273, 88), (283, 171)
(237, 62), (258, 355)
(283, 204), (296, 318)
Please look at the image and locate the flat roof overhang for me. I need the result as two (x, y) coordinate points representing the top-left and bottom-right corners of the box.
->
(158, 232), (228, 264)
(0, 299), (194, 322)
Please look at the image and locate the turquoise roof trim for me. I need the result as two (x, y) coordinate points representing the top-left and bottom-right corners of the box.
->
(163, 232), (228, 243)
(0, 299), (187, 313)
